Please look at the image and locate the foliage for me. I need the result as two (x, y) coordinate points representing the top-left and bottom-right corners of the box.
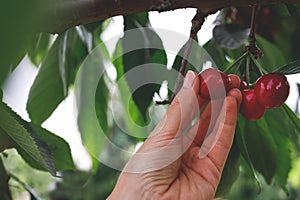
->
(0, 2), (300, 199)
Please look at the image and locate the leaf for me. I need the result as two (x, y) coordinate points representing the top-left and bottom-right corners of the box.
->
(215, 141), (240, 197)
(263, 108), (292, 193)
(0, 128), (13, 152)
(241, 118), (278, 184)
(0, 157), (12, 200)
(0, 102), (56, 175)
(297, 83), (300, 115)
(65, 29), (89, 86)
(236, 118), (262, 192)
(203, 39), (228, 70)
(0, 0), (38, 85)
(113, 39), (149, 137)
(123, 13), (167, 119)
(273, 60), (300, 75)
(282, 104), (300, 134)
(75, 45), (109, 172)
(29, 123), (75, 170)
(27, 37), (65, 124)
(256, 35), (286, 72)
(27, 29), (89, 124)
(213, 24), (250, 50)
(28, 32), (50, 66)
(83, 20), (104, 33)
(59, 31), (69, 96)
(95, 76), (110, 137)
(285, 4), (300, 24)
(10, 173), (43, 200)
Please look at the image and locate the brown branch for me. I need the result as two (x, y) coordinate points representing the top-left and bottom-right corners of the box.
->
(156, 9), (208, 105)
(40, 0), (300, 33)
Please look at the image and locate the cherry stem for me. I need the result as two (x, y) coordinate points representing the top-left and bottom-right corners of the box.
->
(249, 53), (268, 75)
(246, 55), (251, 86)
(234, 57), (244, 75)
(223, 52), (247, 73)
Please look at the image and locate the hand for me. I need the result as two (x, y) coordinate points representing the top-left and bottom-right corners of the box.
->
(108, 70), (242, 200)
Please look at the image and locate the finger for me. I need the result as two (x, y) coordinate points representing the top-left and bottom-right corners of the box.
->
(183, 98), (224, 148)
(228, 74), (241, 89)
(151, 70), (206, 137)
(184, 87), (241, 147)
(199, 88), (242, 171)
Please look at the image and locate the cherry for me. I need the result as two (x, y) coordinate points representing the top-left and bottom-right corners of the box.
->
(240, 89), (266, 120)
(198, 68), (230, 100)
(254, 73), (290, 108)
(239, 80), (248, 90)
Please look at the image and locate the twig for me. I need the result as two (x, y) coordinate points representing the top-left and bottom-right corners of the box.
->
(243, 5), (264, 83)
(156, 9), (207, 105)
(245, 5), (263, 59)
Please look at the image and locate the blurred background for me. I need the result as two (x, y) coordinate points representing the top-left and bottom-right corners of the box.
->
(1, 5), (300, 200)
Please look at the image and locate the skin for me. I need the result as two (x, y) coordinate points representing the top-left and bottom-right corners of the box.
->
(108, 71), (242, 200)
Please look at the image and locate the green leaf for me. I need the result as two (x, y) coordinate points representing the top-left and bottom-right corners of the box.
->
(273, 60), (300, 75)
(0, 128), (13, 152)
(215, 141), (240, 197)
(27, 37), (64, 124)
(113, 39), (149, 136)
(59, 31), (69, 96)
(29, 123), (75, 170)
(75, 45), (109, 172)
(27, 29), (88, 124)
(213, 24), (250, 50)
(0, 157), (12, 200)
(237, 115), (279, 184)
(9, 173), (43, 200)
(285, 4), (300, 23)
(282, 104), (300, 134)
(95, 76), (110, 137)
(263, 108), (292, 193)
(28, 32), (50, 66)
(123, 13), (167, 119)
(66, 29), (89, 86)
(203, 39), (228, 70)
(83, 20), (104, 33)
(236, 118), (262, 192)
(0, 0), (39, 85)
(0, 102), (56, 175)
(256, 35), (287, 72)
(242, 118), (278, 184)
(297, 83), (300, 115)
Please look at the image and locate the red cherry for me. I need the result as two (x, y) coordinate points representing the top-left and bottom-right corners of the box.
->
(254, 73), (290, 108)
(239, 81), (248, 90)
(198, 68), (230, 100)
(240, 89), (266, 120)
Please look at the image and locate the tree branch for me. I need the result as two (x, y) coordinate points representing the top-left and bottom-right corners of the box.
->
(41, 0), (300, 33)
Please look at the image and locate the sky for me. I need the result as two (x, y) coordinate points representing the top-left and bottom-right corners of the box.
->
(2, 8), (300, 171)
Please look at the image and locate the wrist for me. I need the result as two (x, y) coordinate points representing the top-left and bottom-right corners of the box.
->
(107, 173), (144, 200)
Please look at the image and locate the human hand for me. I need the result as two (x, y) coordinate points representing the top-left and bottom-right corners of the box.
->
(108, 70), (242, 200)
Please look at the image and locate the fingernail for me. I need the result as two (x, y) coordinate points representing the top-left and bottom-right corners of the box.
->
(183, 71), (196, 89)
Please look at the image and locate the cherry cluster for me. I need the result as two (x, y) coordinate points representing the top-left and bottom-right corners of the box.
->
(198, 68), (290, 120)
(198, 68), (240, 100)
(240, 73), (290, 120)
